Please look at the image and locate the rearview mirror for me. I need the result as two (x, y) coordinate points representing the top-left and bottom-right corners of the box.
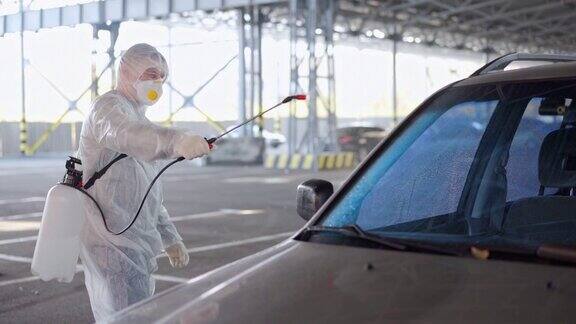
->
(297, 179), (334, 221)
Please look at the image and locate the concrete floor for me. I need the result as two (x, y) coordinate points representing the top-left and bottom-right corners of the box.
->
(0, 157), (351, 323)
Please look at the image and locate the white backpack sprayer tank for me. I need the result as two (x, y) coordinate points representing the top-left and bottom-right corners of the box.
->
(31, 157), (86, 283)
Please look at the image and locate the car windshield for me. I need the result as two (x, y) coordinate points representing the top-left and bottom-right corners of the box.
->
(320, 79), (576, 250)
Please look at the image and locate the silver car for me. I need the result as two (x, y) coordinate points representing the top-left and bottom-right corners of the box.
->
(110, 54), (576, 323)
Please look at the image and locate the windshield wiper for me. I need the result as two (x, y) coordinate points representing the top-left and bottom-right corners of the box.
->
(303, 225), (406, 250)
(537, 245), (576, 264)
(474, 242), (576, 265)
(302, 225), (461, 256)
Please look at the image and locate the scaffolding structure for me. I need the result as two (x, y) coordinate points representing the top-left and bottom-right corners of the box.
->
(2, 0), (576, 159)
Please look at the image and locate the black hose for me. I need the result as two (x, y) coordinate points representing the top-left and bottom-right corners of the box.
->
(67, 157), (185, 235)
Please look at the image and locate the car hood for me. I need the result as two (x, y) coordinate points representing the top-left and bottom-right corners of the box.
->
(110, 239), (576, 323)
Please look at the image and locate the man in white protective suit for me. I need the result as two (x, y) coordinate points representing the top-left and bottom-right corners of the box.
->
(77, 43), (211, 322)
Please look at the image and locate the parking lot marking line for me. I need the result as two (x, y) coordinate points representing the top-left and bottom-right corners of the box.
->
(0, 197), (45, 205)
(0, 235), (38, 246)
(0, 210), (267, 243)
(0, 232), (292, 264)
(223, 174), (313, 184)
(162, 168), (273, 182)
(223, 176), (293, 184)
(0, 275), (41, 287)
(0, 169), (62, 176)
(0, 209), (265, 223)
(152, 274), (189, 284)
(183, 232), (292, 254)
(170, 209), (264, 222)
(163, 174), (217, 182)
(0, 271), (187, 288)
(0, 220), (41, 232)
(0, 253), (32, 263)
(0, 212), (42, 221)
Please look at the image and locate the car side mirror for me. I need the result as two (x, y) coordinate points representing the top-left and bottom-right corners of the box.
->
(297, 179), (334, 221)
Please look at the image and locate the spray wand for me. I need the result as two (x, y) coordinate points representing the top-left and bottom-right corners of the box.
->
(204, 94), (307, 148)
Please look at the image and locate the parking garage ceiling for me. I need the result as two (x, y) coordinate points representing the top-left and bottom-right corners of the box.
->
(330, 0), (576, 54)
(1, 0), (576, 54)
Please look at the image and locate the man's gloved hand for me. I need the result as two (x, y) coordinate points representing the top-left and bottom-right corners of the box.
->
(165, 241), (190, 268)
(174, 134), (211, 160)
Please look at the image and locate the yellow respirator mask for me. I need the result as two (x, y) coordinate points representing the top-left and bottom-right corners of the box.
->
(134, 80), (163, 106)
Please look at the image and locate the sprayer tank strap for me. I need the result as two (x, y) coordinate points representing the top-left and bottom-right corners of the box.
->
(83, 154), (128, 190)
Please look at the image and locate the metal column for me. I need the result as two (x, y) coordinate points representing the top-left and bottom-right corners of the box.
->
(248, 10), (256, 133)
(238, 6), (263, 138)
(306, 0), (319, 169)
(288, 0), (337, 170)
(108, 23), (119, 87)
(167, 25), (174, 126)
(325, 0), (337, 151)
(19, 0), (27, 155)
(288, 0), (300, 158)
(91, 26), (100, 101)
(255, 6), (263, 137)
(392, 25), (398, 125)
(238, 8), (248, 136)
(91, 22), (119, 98)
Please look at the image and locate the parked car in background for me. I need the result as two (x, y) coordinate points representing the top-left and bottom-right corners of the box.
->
(337, 125), (386, 160)
(228, 125), (286, 148)
(110, 54), (576, 323)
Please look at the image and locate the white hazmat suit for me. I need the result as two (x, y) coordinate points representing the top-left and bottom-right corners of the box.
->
(77, 43), (210, 322)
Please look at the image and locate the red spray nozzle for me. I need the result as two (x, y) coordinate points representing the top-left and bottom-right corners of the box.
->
(282, 94), (308, 103)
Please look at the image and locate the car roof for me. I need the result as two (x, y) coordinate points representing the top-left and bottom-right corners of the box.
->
(455, 61), (576, 87)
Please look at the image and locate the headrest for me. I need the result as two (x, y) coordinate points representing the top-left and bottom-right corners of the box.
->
(539, 128), (576, 188)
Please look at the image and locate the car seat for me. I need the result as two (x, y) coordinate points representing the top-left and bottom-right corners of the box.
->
(501, 127), (576, 244)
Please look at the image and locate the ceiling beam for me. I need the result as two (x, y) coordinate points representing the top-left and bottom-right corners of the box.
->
(448, 1), (569, 30)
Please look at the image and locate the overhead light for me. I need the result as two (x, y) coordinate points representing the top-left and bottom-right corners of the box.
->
(403, 36), (414, 42)
(334, 25), (346, 33)
(372, 29), (385, 39)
